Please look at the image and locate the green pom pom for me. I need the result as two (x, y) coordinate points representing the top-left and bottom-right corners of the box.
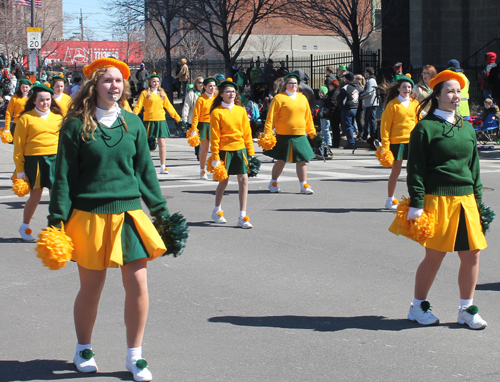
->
(420, 301), (431, 312)
(478, 203), (495, 234)
(154, 212), (189, 257)
(465, 305), (479, 315)
(135, 359), (148, 370)
(308, 133), (324, 149)
(80, 349), (95, 360)
(248, 156), (261, 178)
(176, 120), (188, 133)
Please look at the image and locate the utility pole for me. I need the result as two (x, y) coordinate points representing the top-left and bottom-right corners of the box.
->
(78, 8), (102, 40)
(81, 9), (84, 40)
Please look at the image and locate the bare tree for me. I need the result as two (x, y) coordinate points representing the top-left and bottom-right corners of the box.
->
(143, 27), (165, 73)
(247, 18), (288, 60)
(185, 0), (284, 77)
(106, 0), (193, 100)
(283, 0), (396, 73)
(0, 3), (28, 64)
(177, 31), (210, 64)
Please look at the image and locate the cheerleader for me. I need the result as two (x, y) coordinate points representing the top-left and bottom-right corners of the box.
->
(263, 73), (316, 194)
(3, 78), (32, 135)
(210, 80), (254, 228)
(133, 73), (181, 174)
(389, 70), (488, 329)
(48, 58), (171, 381)
(13, 84), (62, 241)
(379, 76), (419, 210)
(51, 75), (72, 115)
(190, 77), (217, 179)
(182, 76), (203, 158)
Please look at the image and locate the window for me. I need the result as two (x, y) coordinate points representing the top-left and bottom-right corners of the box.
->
(313, 45), (318, 50)
(302, 45), (307, 50)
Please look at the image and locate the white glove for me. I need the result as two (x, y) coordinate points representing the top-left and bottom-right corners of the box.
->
(407, 207), (424, 220)
(3, 130), (10, 133)
(17, 172), (26, 180)
(212, 160), (221, 168)
(190, 130), (198, 137)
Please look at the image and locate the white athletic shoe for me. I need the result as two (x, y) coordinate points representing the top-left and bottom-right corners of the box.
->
(385, 199), (398, 210)
(300, 183), (314, 194)
(126, 358), (152, 382)
(237, 216), (253, 229)
(268, 180), (280, 193)
(159, 167), (169, 174)
(408, 301), (439, 325)
(211, 210), (227, 224)
(73, 349), (98, 373)
(200, 170), (208, 180)
(457, 305), (487, 330)
(19, 226), (34, 241)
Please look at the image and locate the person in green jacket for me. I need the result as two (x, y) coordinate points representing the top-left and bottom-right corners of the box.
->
(389, 69), (488, 330)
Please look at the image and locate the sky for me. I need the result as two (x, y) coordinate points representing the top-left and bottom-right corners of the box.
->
(63, 0), (114, 41)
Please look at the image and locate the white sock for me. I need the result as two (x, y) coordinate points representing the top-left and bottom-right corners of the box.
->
(413, 298), (425, 307)
(387, 196), (394, 203)
(76, 343), (92, 353)
(300, 181), (307, 187)
(127, 346), (142, 362)
(240, 210), (246, 218)
(200, 168), (206, 174)
(160, 164), (166, 171)
(270, 179), (277, 184)
(20, 222), (30, 230)
(214, 205), (221, 213)
(460, 298), (473, 308)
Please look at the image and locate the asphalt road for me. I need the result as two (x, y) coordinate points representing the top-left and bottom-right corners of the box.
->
(1, 127), (500, 382)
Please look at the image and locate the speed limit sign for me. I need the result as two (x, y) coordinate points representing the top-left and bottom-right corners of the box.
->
(27, 27), (42, 50)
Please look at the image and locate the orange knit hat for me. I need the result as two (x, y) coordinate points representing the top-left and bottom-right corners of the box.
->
(82, 57), (130, 80)
(428, 69), (466, 90)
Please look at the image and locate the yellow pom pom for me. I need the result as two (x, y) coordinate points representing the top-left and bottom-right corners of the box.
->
(217, 211), (224, 218)
(25, 228), (32, 235)
(409, 212), (436, 241)
(1, 130), (13, 144)
(243, 216), (250, 222)
(213, 162), (228, 182)
(226, 77), (233, 82)
(395, 195), (411, 229)
(186, 127), (201, 147)
(392, 198), (399, 205)
(303, 183), (309, 189)
(206, 154), (214, 173)
(12, 178), (30, 197)
(272, 181), (278, 187)
(258, 133), (277, 150)
(35, 224), (74, 270)
(405, 73), (412, 78)
(375, 146), (394, 167)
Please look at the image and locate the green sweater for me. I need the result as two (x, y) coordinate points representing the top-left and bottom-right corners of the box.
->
(407, 113), (482, 208)
(48, 109), (168, 226)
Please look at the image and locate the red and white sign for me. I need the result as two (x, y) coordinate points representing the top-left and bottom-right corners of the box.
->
(40, 41), (144, 66)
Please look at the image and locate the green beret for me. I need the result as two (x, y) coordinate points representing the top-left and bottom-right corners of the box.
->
(397, 75), (414, 87)
(203, 77), (216, 86)
(51, 75), (67, 84)
(18, 78), (32, 87)
(284, 73), (301, 84)
(218, 80), (238, 91)
(31, 83), (54, 95)
(147, 73), (161, 80)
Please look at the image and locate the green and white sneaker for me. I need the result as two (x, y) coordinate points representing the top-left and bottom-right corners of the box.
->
(73, 349), (98, 373)
(408, 301), (439, 325)
(457, 305), (487, 330)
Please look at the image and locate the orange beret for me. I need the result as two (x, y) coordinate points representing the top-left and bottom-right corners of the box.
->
(428, 69), (466, 90)
(83, 57), (130, 80)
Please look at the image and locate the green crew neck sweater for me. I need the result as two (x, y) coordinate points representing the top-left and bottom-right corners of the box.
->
(407, 113), (482, 208)
(48, 109), (168, 226)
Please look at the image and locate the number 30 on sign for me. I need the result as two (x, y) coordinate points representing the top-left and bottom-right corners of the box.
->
(27, 27), (42, 50)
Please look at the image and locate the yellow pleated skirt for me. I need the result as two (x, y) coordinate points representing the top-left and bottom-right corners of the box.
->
(389, 194), (487, 252)
(65, 209), (167, 270)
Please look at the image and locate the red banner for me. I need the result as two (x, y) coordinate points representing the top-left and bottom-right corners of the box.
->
(40, 41), (144, 66)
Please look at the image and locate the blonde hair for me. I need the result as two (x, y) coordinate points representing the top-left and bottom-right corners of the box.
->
(64, 67), (131, 141)
(181, 58), (187, 65)
(354, 74), (366, 88)
(146, 77), (166, 100)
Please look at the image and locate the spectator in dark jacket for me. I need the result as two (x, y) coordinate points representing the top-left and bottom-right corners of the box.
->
(325, 79), (341, 148)
(325, 66), (336, 87)
(293, 69), (315, 110)
(338, 72), (363, 149)
(486, 62), (500, 106)
(276, 61), (289, 78)
(135, 63), (149, 95)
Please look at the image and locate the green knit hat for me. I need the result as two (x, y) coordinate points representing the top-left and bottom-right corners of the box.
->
(397, 75), (414, 87)
(31, 83), (54, 95)
(284, 73), (301, 84)
(18, 78), (32, 87)
(203, 77), (216, 86)
(319, 86), (328, 94)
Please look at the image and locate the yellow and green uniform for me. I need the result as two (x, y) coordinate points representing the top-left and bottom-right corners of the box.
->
(389, 113), (486, 252)
(133, 90), (180, 138)
(191, 92), (215, 140)
(54, 93), (72, 115)
(48, 109), (169, 270)
(210, 104), (254, 175)
(380, 97), (419, 150)
(3, 95), (28, 131)
(263, 92), (316, 163)
(13, 110), (62, 189)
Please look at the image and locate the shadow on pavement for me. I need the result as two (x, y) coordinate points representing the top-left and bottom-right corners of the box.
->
(208, 315), (427, 332)
(320, 178), (387, 182)
(0, 200), (49, 209)
(1, 359), (133, 381)
(0, 237), (32, 243)
(182, 189), (274, 195)
(476, 282), (500, 291)
(274, 207), (386, 214)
